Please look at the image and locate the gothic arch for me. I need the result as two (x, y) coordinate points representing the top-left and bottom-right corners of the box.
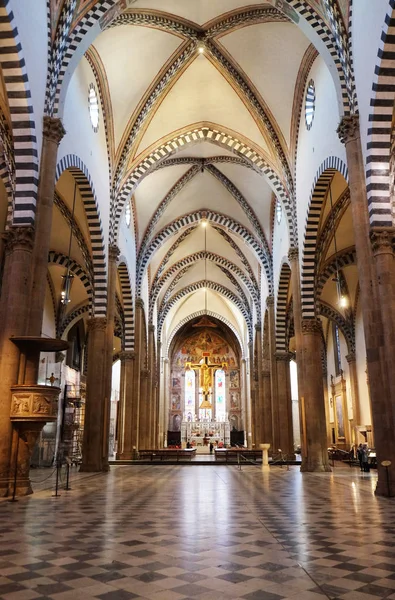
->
(301, 157), (348, 319)
(59, 302), (89, 338)
(0, 1), (38, 226)
(55, 154), (107, 316)
(366, 2), (395, 228)
(113, 124), (295, 246)
(316, 247), (356, 301)
(48, 250), (93, 306)
(158, 280), (253, 341)
(276, 260), (292, 353)
(137, 210), (272, 297)
(117, 262), (134, 351)
(166, 310), (244, 359)
(318, 300), (354, 354)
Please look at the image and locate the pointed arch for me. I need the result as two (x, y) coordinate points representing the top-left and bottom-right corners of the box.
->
(158, 280), (253, 341)
(0, 1), (38, 225)
(117, 261), (134, 351)
(276, 260), (292, 353)
(301, 157), (348, 319)
(316, 247), (356, 301)
(166, 309), (244, 359)
(48, 250), (93, 306)
(113, 124), (295, 246)
(55, 154), (107, 316)
(137, 209), (272, 297)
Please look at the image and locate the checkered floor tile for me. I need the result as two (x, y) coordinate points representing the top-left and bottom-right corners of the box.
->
(0, 465), (394, 599)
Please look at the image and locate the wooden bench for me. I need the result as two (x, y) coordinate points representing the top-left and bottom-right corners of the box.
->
(214, 449), (262, 463)
(138, 449), (197, 462)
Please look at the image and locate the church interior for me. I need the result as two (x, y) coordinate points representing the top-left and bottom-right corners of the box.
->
(1, 0), (395, 598)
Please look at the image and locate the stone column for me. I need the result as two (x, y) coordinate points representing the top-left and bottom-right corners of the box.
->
(80, 317), (107, 471)
(29, 117), (66, 336)
(275, 352), (294, 456)
(139, 369), (149, 449)
(267, 296), (280, 451)
(147, 324), (156, 448)
(254, 324), (264, 447)
(346, 351), (361, 445)
(262, 369), (272, 447)
(115, 352), (126, 457)
(300, 319), (331, 472)
(338, 115), (394, 495)
(288, 247), (306, 455)
(118, 351), (135, 460)
(132, 299), (144, 449)
(322, 367), (332, 447)
(0, 227), (34, 496)
(161, 358), (170, 447)
(102, 244), (119, 471)
(248, 341), (255, 447)
(241, 358), (249, 446)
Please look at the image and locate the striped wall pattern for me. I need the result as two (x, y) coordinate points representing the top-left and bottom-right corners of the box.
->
(158, 280), (253, 342)
(113, 126), (291, 244)
(166, 310), (244, 359)
(0, 108), (15, 225)
(323, 0), (357, 113)
(305, 80), (316, 130)
(51, 0), (115, 116)
(156, 156), (252, 172)
(150, 251), (260, 323)
(316, 247), (356, 301)
(136, 210), (272, 297)
(152, 228), (194, 286)
(117, 262), (134, 351)
(59, 302), (89, 338)
(114, 294), (124, 344)
(54, 191), (94, 279)
(44, 0), (76, 116)
(366, 0), (395, 227)
(316, 188), (350, 268)
(288, 0), (351, 114)
(213, 226), (258, 291)
(318, 300), (355, 354)
(55, 154), (107, 316)
(48, 250), (93, 306)
(276, 261), (292, 353)
(0, 0), (38, 225)
(46, 271), (57, 329)
(301, 156), (348, 319)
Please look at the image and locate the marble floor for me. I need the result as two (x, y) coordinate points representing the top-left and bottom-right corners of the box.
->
(0, 465), (395, 600)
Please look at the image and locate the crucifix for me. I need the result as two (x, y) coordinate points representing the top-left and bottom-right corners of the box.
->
(185, 352), (227, 417)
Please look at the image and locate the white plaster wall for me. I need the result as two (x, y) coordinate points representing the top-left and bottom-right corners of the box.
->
(42, 286), (56, 338)
(296, 55), (347, 252)
(355, 301), (371, 427)
(10, 0), (48, 155)
(272, 207), (290, 305)
(325, 322), (352, 423)
(352, 0), (390, 165)
(58, 57), (110, 252)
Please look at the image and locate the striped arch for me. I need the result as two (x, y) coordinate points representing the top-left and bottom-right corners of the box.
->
(276, 260), (292, 353)
(301, 157), (348, 319)
(318, 300), (355, 354)
(113, 124), (294, 245)
(366, 2), (395, 227)
(150, 251), (260, 323)
(59, 302), (89, 338)
(0, 1), (38, 225)
(158, 280), (253, 341)
(316, 247), (356, 301)
(166, 310), (244, 359)
(55, 154), (107, 316)
(137, 210), (272, 297)
(0, 110), (14, 226)
(48, 250), (93, 306)
(118, 262), (134, 351)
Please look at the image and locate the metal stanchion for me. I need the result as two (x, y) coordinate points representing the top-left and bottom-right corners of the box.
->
(65, 457), (71, 491)
(52, 453), (61, 498)
(381, 460), (392, 497)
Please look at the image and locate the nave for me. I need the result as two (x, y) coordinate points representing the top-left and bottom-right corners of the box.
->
(0, 466), (395, 600)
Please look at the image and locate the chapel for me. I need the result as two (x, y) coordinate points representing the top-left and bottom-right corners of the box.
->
(0, 0), (394, 498)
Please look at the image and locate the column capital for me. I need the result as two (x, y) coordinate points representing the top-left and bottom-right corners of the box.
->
(119, 350), (135, 361)
(266, 295), (275, 308)
(135, 297), (144, 309)
(87, 316), (107, 332)
(255, 322), (262, 332)
(141, 369), (150, 378)
(302, 318), (322, 335)
(262, 370), (271, 378)
(288, 246), (299, 262)
(108, 244), (120, 262)
(337, 114), (360, 145)
(346, 351), (356, 363)
(43, 116), (66, 145)
(2, 226), (34, 254)
(370, 227), (395, 257)
(148, 324), (155, 333)
(275, 351), (291, 362)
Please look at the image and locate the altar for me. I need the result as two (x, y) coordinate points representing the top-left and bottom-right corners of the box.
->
(181, 419), (230, 447)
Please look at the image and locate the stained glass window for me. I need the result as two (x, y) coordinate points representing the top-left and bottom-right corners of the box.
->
(184, 369), (195, 421)
(215, 369), (226, 422)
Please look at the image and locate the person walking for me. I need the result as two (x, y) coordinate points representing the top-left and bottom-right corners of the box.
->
(357, 443), (364, 471)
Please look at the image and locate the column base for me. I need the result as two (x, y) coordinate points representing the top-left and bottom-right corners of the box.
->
(300, 458), (331, 472)
(117, 451), (133, 460)
(79, 462), (104, 473)
(375, 465), (395, 497)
